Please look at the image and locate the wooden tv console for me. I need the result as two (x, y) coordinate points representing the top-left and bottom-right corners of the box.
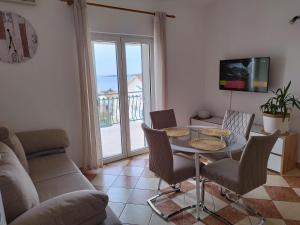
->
(190, 116), (299, 175)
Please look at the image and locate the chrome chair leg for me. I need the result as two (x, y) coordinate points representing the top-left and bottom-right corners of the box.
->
(200, 179), (233, 225)
(225, 193), (266, 225)
(158, 178), (162, 190)
(149, 182), (195, 221)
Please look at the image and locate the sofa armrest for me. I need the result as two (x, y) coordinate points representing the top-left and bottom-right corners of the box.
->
(16, 129), (70, 155)
(9, 190), (109, 225)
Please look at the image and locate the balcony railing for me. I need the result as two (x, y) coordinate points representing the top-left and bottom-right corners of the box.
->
(97, 91), (144, 127)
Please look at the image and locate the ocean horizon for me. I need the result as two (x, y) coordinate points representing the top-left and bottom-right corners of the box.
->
(96, 74), (139, 94)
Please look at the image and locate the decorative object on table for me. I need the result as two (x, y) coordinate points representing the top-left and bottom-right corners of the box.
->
(199, 127), (231, 137)
(189, 138), (226, 151)
(0, 0), (36, 5)
(260, 81), (300, 134)
(0, 11), (38, 64)
(197, 110), (211, 119)
(163, 127), (189, 137)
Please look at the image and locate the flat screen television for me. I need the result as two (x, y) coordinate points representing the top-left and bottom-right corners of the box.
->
(219, 57), (270, 93)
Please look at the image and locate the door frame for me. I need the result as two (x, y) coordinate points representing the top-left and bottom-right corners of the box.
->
(90, 32), (153, 164)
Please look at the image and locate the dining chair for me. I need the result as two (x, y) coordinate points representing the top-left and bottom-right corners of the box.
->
(141, 123), (201, 220)
(199, 130), (280, 225)
(150, 109), (177, 129)
(202, 110), (255, 162)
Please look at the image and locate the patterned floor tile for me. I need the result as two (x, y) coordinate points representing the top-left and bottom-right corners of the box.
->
(284, 176), (300, 188)
(266, 175), (289, 187)
(85, 154), (300, 225)
(264, 186), (300, 202)
(273, 201), (300, 220)
(243, 186), (271, 200)
(202, 205), (247, 225)
(242, 198), (282, 219)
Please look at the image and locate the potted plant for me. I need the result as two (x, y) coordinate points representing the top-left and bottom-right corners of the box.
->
(260, 81), (300, 134)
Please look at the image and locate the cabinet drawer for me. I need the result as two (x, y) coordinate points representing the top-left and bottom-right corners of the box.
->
(267, 153), (282, 172)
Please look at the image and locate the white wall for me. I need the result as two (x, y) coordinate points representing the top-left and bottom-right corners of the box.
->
(0, 1), (83, 165)
(88, 0), (206, 125)
(202, 0), (300, 161)
(0, 0), (206, 165)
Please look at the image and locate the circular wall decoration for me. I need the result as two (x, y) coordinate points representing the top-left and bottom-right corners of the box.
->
(0, 11), (38, 63)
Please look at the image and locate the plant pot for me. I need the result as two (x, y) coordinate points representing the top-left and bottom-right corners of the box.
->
(262, 113), (290, 134)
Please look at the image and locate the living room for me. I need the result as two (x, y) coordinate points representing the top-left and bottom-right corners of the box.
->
(0, 0), (300, 225)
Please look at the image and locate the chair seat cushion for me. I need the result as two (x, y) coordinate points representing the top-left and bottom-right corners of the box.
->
(28, 153), (80, 182)
(201, 158), (240, 193)
(172, 155), (196, 184)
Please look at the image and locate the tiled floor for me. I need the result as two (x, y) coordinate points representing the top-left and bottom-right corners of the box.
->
(84, 154), (300, 225)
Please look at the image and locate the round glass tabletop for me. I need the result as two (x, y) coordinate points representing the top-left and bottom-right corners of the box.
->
(169, 126), (247, 155)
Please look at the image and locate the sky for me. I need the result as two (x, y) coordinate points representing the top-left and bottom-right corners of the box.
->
(93, 42), (142, 76)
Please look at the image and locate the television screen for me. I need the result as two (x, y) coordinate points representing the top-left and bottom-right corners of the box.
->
(219, 57), (270, 93)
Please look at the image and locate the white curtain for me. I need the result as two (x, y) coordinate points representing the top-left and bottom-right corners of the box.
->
(154, 12), (167, 110)
(73, 0), (103, 170)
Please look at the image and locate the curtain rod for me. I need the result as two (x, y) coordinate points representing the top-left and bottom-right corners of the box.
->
(61, 0), (176, 18)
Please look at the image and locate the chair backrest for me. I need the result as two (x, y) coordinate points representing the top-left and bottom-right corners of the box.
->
(238, 130), (280, 194)
(150, 109), (177, 130)
(141, 123), (174, 182)
(222, 110), (255, 140)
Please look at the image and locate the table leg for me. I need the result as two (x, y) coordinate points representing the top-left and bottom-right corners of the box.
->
(195, 153), (200, 220)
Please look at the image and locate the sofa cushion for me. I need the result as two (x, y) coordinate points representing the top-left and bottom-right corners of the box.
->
(28, 153), (80, 182)
(34, 173), (95, 202)
(0, 126), (29, 172)
(0, 143), (39, 223)
(10, 190), (109, 225)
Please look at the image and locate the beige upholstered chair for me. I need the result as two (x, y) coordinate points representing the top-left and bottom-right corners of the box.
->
(141, 123), (200, 220)
(202, 110), (255, 162)
(200, 130), (280, 225)
(150, 109), (177, 129)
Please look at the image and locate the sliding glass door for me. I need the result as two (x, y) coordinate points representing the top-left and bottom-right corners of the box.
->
(91, 34), (152, 162)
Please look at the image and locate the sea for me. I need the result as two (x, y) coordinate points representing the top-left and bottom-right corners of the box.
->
(96, 74), (136, 94)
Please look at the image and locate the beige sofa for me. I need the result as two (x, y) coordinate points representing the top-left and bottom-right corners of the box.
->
(0, 127), (121, 225)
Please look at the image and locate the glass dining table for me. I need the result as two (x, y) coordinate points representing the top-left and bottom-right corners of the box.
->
(168, 125), (247, 221)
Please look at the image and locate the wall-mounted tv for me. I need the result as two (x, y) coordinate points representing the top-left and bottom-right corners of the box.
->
(219, 57), (270, 93)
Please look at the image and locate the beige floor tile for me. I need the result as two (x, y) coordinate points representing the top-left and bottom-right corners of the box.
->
(273, 201), (300, 220)
(108, 202), (125, 217)
(293, 188), (300, 197)
(266, 175), (289, 187)
(284, 168), (300, 177)
(243, 186), (271, 200)
(148, 213), (174, 225)
(106, 187), (133, 203)
(120, 166), (144, 176)
(136, 177), (168, 190)
(91, 174), (117, 187)
(120, 204), (152, 225)
(236, 216), (286, 225)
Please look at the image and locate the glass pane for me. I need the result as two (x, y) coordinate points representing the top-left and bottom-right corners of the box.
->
(125, 43), (150, 151)
(93, 42), (123, 158)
